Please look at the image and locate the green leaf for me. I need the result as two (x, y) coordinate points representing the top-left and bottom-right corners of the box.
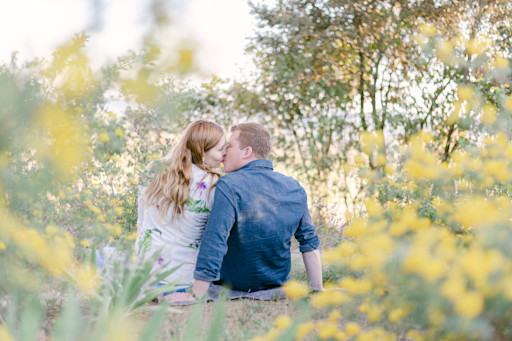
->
(137, 304), (169, 341)
(52, 291), (84, 341)
(19, 298), (41, 341)
(204, 292), (227, 341)
(181, 302), (204, 341)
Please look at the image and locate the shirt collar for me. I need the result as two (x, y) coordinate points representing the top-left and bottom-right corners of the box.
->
(238, 159), (273, 171)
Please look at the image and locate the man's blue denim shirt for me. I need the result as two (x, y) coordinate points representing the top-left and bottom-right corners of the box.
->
(194, 159), (320, 292)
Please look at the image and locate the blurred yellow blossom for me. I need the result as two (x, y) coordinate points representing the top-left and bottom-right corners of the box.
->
(282, 279), (309, 300)
(504, 96), (512, 112)
(388, 307), (408, 322)
(440, 273), (466, 300)
(453, 291), (484, 318)
(457, 85), (474, 101)
(436, 40), (453, 62)
(126, 231), (138, 240)
(0, 324), (13, 341)
(493, 56), (510, 68)
(339, 277), (372, 294)
(71, 265), (99, 296)
(344, 219), (367, 239)
(406, 330), (424, 341)
(311, 289), (348, 309)
(481, 103), (497, 125)
(33, 104), (86, 180)
(274, 314), (292, 329)
(99, 131), (110, 143)
(45, 224), (59, 237)
(344, 322), (361, 336)
(295, 321), (315, 340)
(419, 23), (436, 36)
(80, 239), (92, 248)
(467, 37), (489, 55)
(114, 127), (125, 138)
(329, 310), (342, 322)
(317, 320), (339, 340)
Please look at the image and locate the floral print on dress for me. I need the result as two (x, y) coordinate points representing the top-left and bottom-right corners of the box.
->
(186, 197), (210, 213)
(197, 181), (208, 195)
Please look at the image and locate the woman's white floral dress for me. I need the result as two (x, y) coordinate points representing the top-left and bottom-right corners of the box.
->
(135, 164), (216, 285)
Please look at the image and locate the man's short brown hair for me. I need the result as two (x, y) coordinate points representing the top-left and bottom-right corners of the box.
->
(231, 122), (272, 159)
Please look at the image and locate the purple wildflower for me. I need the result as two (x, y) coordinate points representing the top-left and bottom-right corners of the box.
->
(198, 181), (208, 195)
(157, 256), (164, 265)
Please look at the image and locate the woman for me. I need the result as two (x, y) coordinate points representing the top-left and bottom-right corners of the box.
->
(135, 120), (225, 300)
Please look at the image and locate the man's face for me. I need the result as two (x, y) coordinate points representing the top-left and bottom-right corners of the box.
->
(222, 130), (245, 173)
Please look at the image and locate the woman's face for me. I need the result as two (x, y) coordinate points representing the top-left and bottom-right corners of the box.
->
(203, 136), (226, 168)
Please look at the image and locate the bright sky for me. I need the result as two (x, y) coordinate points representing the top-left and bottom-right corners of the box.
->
(0, 0), (256, 79)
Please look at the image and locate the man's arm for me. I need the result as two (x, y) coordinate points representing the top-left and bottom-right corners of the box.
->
(192, 279), (211, 298)
(193, 180), (236, 297)
(302, 249), (323, 291)
(294, 199), (323, 290)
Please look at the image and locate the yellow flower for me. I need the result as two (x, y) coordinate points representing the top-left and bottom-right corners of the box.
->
(295, 321), (315, 340)
(249, 337), (266, 341)
(335, 331), (347, 340)
(71, 265), (99, 296)
(344, 219), (367, 239)
(483, 160), (510, 182)
(0, 240), (6, 250)
(126, 231), (138, 240)
(282, 280), (309, 300)
(99, 131), (110, 143)
(329, 310), (342, 322)
(467, 37), (489, 55)
(419, 23), (436, 36)
(428, 311), (445, 327)
(367, 305), (382, 322)
(481, 104), (497, 125)
(440, 274), (466, 301)
(462, 248), (503, 289)
(114, 127), (125, 138)
(344, 322), (360, 336)
(406, 330), (424, 341)
(354, 154), (367, 167)
(311, 289), (348, 309)
(317, 321), (339, 340)
(80, 239), (92, 248)
(414, 34), (427, 47)
(274, 314), (292, 329)
(338, 277), (372, 294)
(453, 291), (484, 318)
(365, 198), (382, 216)
(103, 311), (137, 341)
(375, 153), (386, 167)
(388, 308), (407, 322)
(504, 96), (512, 112)
(493, 56), (510, 69)
(0, 324), (13, 341)
(45, 224), (59, 237)
(33, 104), (86, 181)
(436, 40), (454, 62)
(457, 85), (474, 101)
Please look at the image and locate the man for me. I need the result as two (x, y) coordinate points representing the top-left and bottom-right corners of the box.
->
(192, 122), (323, 298)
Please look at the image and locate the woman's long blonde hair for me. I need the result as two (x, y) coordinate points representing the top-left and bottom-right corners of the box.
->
(144, 120), (224, 221)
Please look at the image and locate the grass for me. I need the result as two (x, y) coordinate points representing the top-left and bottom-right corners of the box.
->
(131, 226), (347, 340)
(139, 299), (299, 340)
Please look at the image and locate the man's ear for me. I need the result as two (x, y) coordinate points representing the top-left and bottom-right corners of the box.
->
(242, 146), (253, 159)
